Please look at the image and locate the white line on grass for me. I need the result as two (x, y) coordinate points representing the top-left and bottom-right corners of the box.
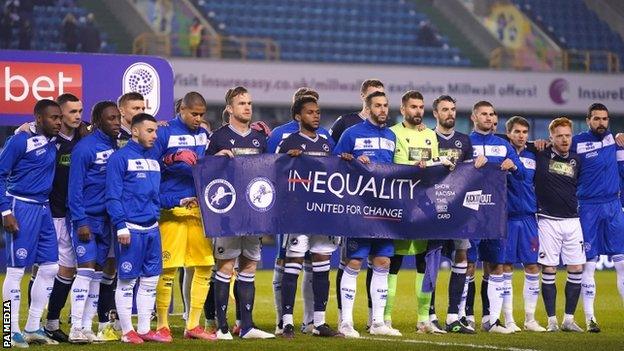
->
(362, 337), (539, 351)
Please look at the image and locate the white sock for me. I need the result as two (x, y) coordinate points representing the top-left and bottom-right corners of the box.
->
(3, 267), (25, 333)
(115, 278), (137, 334)
(488, 274), (504, 325)
(182, 267), (194, 318)
(82, 271), (101, 332)
(581, 260), (597, 321)
(523, 272), (540, 322)
(70, 268), (94, 330)
(502, 272), (514, 324)
(613, 255), (624, 305)
(340, 266), (359, 325)
(272, 263), (284, 326)
(371, 266), (388, 325)
(136, 275), (159, 334)
(302, 261), (314, 325)
(26, 263), (58, 332)
(458, 274), (472, 319)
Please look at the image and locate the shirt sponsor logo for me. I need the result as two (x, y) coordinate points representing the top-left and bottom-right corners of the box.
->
(520, 157), (536, 170)
(548, 160), (575, 178)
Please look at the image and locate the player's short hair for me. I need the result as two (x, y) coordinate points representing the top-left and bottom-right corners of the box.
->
(56, 93), (80, 106)
(293, 87), (319, 102)
(117, 92), (144, 107)
(549, 117), (573, 133)
(174, 98), (182, 114)
(505, 115), (530, 133)
(587, 103), (608, 118)
(131, 113), (156, 127)
(472, 100), (493, 113)
(225, 86), (248, 106)
(432, 95), (456, 111)
(291, 96), (318, 119)
(91, 100), (118, 127)
(361, 79), (384, 94)
(401, 90), (424, 106)
(182, 91), (207, 108)
(365, 91), (387, 108)
(34, 99), (60, 116)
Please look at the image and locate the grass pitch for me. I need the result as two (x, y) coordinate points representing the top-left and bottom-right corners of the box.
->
(5, 269), (623, 350)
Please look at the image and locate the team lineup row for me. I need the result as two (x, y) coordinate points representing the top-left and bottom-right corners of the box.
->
(2, 79), (624, 348)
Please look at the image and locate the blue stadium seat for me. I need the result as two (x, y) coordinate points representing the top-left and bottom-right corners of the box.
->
(199, 0), (468, 67)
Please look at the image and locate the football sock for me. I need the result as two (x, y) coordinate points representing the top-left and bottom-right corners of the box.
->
(3, 267), (25, 333)
(565, 271), (582, 316)
(26, 263), (58, 332)
(182, 267), (194, 318)
(115, 278), (136, 334)
(481, 277), (490, 319)
(281, 262), (302, 326)
(272, 262), (284, 326)
(312, 260), (331, 327)
(156, 267), (176, 330)
(487, 274), (504, 325)
(502, 272), (514, 324)
(45, 273), (73, 330)
(97, 272), (116, 324)
(541, 271), (557, 317)
(464, 275), (476, 319)
(384, 254), (402, 322)
(204, 269), (216, 321)
(340, 266), (359, 325)
(447, 262), (467, 323)
(214, 271), (231, 332)
(415, 273), (432, 323)
(136, 275), (158, 334)
(613, 255), (624, 304)
(70, 268), (94, 330)
(187, 266), (210, 330)
(237, 272), (256, 331)
(581, 260), (597, 321)
(370, 266), (389, 325)
(82, 271), (101, 332)
(302, 261), (314, 326)
(524, 272), (540, 322)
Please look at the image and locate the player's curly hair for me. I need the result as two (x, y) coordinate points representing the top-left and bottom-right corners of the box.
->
(291, 95), (318, 120)
(91, 100), (118, 129)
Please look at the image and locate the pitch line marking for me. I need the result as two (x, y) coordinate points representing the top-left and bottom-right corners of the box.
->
(362, 336), (540, 351)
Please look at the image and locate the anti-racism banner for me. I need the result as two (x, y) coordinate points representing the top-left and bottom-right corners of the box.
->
(193, 154), (507, 240)
(0, 50), (174, 125)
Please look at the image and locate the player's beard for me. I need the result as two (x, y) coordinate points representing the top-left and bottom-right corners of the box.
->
(406, 114), (422, 126)
(591, 125), (607, 135)
(441, 117), (455, 129)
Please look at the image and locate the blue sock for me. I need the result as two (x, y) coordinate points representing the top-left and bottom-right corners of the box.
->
(281, 262), (302, 326)
(466, 278), (476, 316)
(97, 273), (115, 323)
(481, 279), (490, 317)
(542, 272), (557, 317)
(237, 272), (256, 332)
(448, 264), (467, 314)
(312, 261), (331, 326)
(214, 271), (231, 333)
(565, 272), (582, 315)
(46, 274), (73, 322)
